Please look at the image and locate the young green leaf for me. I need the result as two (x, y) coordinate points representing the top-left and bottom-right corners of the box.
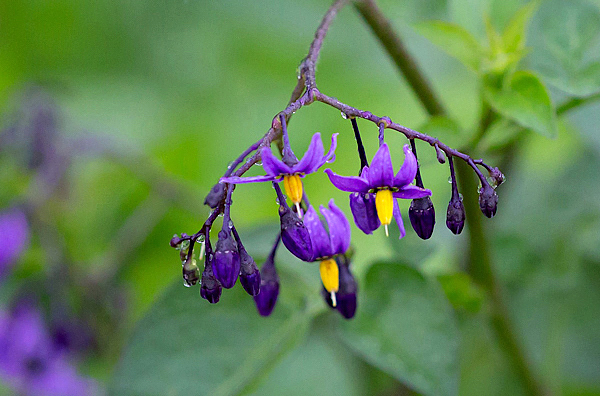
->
(484, 71), (558, 138)
(415, 21), (484, 72)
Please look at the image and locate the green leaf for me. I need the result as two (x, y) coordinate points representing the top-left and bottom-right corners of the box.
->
(415, 21), (485, 71)
(484, 70), (558, 138)
(528, 0), (600, 96)
(340, 263), (460, 396)
(110, 280), (315, 396)
(501, 1), (538, 54)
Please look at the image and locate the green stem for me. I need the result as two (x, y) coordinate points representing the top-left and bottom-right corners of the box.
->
(556, 92), (600, 115)
(354, 1), (548, 394)
(353, 0), (446, 116)
(456, 161), (549, 396)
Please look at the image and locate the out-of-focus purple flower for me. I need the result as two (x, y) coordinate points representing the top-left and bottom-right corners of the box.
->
(0, 302), (98, 396)
(221, 133), (338, 214)
(325, 143), (431, 238)
(0, 208), (29, 279)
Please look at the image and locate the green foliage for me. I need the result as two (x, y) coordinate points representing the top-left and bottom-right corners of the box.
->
(528, 0), (600, 97)
(484, 71), (557, 138)
(110, 281), (316, 396)
(415, 21), (485, 72)
(340, 263), (460, 396)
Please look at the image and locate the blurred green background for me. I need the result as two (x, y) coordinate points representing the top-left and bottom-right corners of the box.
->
(1, 0), (599, 395)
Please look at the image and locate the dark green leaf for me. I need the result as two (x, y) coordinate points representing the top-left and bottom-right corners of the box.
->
(340, 263), (460, 396)
(110, 280), (315, 396)
(484, 70), (558, 138)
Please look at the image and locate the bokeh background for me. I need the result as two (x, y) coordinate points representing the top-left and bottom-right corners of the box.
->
(1, 0), (599, 395)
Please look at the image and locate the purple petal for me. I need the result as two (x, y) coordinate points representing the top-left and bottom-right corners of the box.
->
(394, 144), (418, 187)
(320, 199), (350, 256)
(304, 206), (331, 259)
(323, 133), (338, 163)
(261, 147), (292, 176)
(293, 133), (324, 174)
(220, 175), (275, 184)
(349, 192), (380, 234)
(367, 143), (394, 188)
(393, 185), (432, 199)
(359, 166), (369, 179)
(324, 169), (370, 193)
(393, 199), (406, 239)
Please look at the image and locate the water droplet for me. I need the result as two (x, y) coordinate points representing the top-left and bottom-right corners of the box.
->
(183, 280), (192, 288)
(341, 111), (348, 120)
(448, 176), (453, 184)
(228, 220), (233, 229)
(255, 161), (263, 167)
(218, 213), (224, 218)
(197, 235), (205, 243)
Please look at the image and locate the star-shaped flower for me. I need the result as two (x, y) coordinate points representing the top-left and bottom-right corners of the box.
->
(325, 143), (431, 238)
(221, 132), (337, 215)
(303, 199), (350, 307)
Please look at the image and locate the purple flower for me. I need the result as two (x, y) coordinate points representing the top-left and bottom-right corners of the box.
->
(303, 199), (351, 308)
(325, 143), (431, 238)
(0, 302), (98, 396)
(0, 208), (29, 279)
(221, 133), (338, 214)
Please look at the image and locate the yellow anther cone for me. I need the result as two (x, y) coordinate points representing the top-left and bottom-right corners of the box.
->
(283, 174), (303, 205)
(320, 259), (339, 294)
(375, 189), (394, 228)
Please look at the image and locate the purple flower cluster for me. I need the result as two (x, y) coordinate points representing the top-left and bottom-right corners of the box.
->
(172, 114), (503, 320)
(0, 302), (98, 396)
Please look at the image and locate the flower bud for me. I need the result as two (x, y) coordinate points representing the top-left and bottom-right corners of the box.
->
(239, 246), (261, 296)
(212, 229), (241, 289)
(200, 262), (222, 304)
(170, 234), (181, 248)
(182, 257), (200, 287)
(204, 182), (225, 209)
(478, 184), (498, 218)
(279, 204), (314, 262)
(446, 194), (465, 235)
(349, 192), (380, 234)
(408, 197), (435, 240)
(253, 259), (279, 317)
(489, 167), (505, 188)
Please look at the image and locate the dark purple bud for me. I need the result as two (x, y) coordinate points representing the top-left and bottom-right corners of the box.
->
(279, 205), (314, 262)
(409, 197), (435, 240)
(182, 257), (200, 287)
(489, 167), (505, 188)
(446, 194), (466, 235)
(479, 184), (498, 218)
(204, 183), (226, 209)
(200, 262), (222, 304)
(253, 258), (279, 317)
(169, 234), (181, 248)
(349, 192), (380, 234)
(239, 245), (261, 296)
(212, 229), (240, 288)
